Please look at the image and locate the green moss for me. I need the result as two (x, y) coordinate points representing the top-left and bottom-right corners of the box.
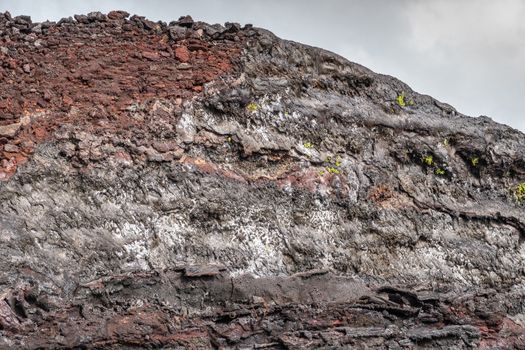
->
(303, 142), (313, 149)
(435, 168), (446, 175)
(326, 167), (340, 174)
(514, 183), (525, 205)
(408, 99), (415, 106)
(396, 92), (406, 107)
(318, 170), (325, 176)
(422, 155), (434, 166)
(470, 156), (479, 167)
(321, 155), (344, 175)
(246, 102), (258, 112)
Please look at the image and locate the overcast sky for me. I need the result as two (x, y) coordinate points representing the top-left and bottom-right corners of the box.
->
(2, 0), (524, 132)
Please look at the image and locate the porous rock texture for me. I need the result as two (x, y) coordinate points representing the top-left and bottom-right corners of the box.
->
(1, 10), (525, 349)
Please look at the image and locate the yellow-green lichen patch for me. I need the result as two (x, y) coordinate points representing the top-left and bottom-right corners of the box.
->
(514, 183), (525, 205)
(435, 168), (446, 175)
(396, 92), (406, 107)
(246, 102), (258, 112)
(422, 155), (434, 166)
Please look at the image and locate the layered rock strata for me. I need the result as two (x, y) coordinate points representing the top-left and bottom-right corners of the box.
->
(1, 11), (525, 349)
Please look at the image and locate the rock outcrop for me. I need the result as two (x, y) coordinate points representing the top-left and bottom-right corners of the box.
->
(1, 11), (525, 349)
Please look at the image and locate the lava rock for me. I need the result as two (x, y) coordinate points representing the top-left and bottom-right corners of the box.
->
(174, 46), (190, 62)
(87, 11), (107, 22)
(176, 15), (194, 28)
(168, 25), (187, 40)
(107, 10), (130, 20)
(0, 11), (524, 350)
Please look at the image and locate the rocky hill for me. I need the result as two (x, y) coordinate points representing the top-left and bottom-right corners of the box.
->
(1, 11), (525, 349)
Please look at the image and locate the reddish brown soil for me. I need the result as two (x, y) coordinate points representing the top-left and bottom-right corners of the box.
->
(0, 13), (241, 179)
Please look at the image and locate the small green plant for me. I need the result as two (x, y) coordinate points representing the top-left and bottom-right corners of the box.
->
(514, 183), (525, 205)
(443, 138), (449, 146)
(303, 142), (313, 149)
(326, 167), (340, 174)
(435, 168), (446, 175)
(422, 155), (434, 166)
(470, 156), (479, 167)
(321, 154), (343, 175)
(247, 102), (258, 112)
(396, 92), (406, 107)
(318, 170), (325, 176)
(408, 99), (415, 106)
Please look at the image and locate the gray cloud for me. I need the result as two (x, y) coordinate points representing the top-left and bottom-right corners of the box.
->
(2, 0), (523, 131)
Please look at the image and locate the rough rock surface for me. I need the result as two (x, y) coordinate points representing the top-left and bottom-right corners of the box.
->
(1, 11), (525, 349)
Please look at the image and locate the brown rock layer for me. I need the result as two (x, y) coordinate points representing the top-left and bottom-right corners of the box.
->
(0, 12), (241, 179)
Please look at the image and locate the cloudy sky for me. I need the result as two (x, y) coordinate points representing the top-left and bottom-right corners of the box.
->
(2, 0), (524, 132)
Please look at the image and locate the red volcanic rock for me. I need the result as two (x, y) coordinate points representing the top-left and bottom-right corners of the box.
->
(174, 45), (190, 62)
(0, 10), (241, 178)
(141, 50), (160, 61)
(107, 10), (130, 20)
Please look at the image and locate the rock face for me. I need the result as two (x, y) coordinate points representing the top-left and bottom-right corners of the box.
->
(1, 11), (525, 349)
